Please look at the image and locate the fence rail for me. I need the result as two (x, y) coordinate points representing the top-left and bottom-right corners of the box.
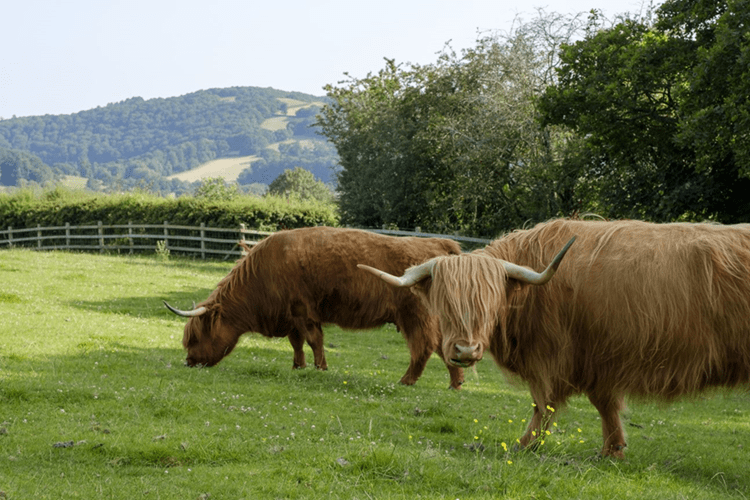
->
(0, 222), (273, 259)
(0, 222), (492, 259)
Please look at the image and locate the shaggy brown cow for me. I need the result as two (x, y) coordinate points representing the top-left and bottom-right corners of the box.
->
(164, 226), (465, 388)
(359, 219), (750, 457)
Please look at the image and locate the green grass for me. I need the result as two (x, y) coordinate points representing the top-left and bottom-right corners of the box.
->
(0, 248), (748, 499)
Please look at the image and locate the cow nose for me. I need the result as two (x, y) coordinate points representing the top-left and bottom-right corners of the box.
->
(450, 343), (482, 367)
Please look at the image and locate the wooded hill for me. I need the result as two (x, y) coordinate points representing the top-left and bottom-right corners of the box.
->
(0, 86), (339, 195)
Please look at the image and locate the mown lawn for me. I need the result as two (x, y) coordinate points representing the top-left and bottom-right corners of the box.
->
(0, 249), (748, 499)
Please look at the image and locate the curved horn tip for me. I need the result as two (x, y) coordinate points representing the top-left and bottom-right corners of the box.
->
(357, 264), (406, 287)
(551, 236), (576, 270)
(163, 300), (182, 315)
(502, 236), (576, 286)
(358, 262), (434, 288)
(163, 300), (207, 317)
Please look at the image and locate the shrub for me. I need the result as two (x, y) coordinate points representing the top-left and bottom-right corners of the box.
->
(0, 187), (339, 231)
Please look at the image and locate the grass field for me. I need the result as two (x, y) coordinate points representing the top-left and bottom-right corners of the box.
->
(0, 249), (748, 499)
(166, 156), (260, 183)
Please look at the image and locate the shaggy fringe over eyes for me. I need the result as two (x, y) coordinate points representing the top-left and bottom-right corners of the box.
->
(426, 254), (509, 348)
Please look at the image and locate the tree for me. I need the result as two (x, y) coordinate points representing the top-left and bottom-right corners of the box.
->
(0, 147), (55, 186)
(540, 1), (750, 222)
(318, 12), (585, 235)
(193, 177), (240, 201)
(317, 58), (431, 228)
(267, 167), (334, 204)
(660, 0), (750, 220)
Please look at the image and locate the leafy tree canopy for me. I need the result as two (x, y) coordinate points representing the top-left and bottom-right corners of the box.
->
(193, 177), (241, 201)
(539, 0), (750, 222)
(0, 147), (55, 187)
(317, 12), (586, 236)
(268, 167), (335, 205)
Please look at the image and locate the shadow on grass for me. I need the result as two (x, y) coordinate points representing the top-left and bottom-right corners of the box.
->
(65, 289), (217, 319)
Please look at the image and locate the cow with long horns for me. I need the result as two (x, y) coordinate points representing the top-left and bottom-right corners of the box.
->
(359, 219), (750, 457)
(164, 226), (465, 388)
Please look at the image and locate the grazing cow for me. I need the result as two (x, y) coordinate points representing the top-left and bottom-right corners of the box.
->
(164, 226), (465, 389)
(358, 219), (750, 457)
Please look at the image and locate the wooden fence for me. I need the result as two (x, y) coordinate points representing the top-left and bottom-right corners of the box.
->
(0, 222), (273, 259)
(0, 222), (492, 259)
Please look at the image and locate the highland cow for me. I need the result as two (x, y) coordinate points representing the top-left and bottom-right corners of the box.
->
(359, 219), (750, 457)
(164, 226), (465, 388)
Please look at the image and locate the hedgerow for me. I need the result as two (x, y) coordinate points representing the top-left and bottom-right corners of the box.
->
(0, 187), (339, 230)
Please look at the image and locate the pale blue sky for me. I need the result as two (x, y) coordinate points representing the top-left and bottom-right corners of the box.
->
(1, 0), (652, 119)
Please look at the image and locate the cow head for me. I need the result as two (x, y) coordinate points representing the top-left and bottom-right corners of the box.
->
(358, 237), (575, 368)
(163, 301), (240, 367)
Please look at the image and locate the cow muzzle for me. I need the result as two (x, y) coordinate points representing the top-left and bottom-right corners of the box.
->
(449, 343), (483, 368)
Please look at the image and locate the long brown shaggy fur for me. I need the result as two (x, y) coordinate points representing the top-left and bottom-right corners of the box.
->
(416, 219), (750, 456)
(180, 226), (464, 388)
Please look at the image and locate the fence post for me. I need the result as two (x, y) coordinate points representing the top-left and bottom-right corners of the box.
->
(37, 224), (42, 249)
(6, 226), (11, 247)
(128, 221), (134, 254)
(98, 221), (104, 253)
(163, 221), (169, 251)
(240, 224), (249, 256)
(65, 222), (71, 249)
(200, 222), (206, 260)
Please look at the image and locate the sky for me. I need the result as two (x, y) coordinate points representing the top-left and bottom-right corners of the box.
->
(1, 0), (652, 119)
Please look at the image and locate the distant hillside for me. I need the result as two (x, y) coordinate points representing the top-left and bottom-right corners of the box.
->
(0, 87), (339, 195)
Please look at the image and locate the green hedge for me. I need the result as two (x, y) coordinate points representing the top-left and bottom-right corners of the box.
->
(0, 188), (339, 230)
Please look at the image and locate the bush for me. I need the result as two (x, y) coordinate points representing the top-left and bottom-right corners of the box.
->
(0, 187), (339, 231)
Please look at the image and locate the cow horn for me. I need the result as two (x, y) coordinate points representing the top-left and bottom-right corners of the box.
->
(163, 300), (207, 317)
(502, 236), (576, 285)
(357, 260), (436, 287)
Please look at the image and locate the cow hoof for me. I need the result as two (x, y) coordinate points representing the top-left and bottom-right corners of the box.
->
(598, 446), (626, 460)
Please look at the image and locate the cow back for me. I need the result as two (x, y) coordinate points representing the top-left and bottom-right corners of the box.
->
(212, 226), (461, 334)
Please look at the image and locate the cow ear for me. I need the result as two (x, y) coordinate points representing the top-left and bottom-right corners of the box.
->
(506, 278), (527, 293)
(409, 276), (432, 296)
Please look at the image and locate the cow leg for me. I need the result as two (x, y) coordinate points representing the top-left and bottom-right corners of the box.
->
(516, 385), (569, 451)
(587, 392), (627, 458)
(399, 340), (430, 386)
(288, 329), (307, 369)
(396, 319), (434, 386)
(305, 322), (327, 370)
(517, 401), (558, 450)
(396, 314), (457, 387)
(518, 404), (543, 449)
(435, 342), (464, 390)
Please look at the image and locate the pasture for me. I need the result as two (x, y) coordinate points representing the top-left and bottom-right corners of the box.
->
(0, 249), (748, 499)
